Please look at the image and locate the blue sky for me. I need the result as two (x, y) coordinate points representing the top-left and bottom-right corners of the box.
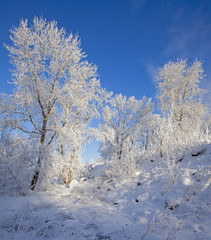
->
(0, 0), (211, 162)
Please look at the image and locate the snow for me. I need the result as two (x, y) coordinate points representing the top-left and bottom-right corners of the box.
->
(0, 144), (211, 240)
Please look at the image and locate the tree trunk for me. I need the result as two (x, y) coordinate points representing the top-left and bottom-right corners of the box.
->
(62, 148), (76, 185)
(160, 139), (163, 158)
(118, 144), (123, 160)
(117, 134), (124, 160)
(30, 119), (47, 190)
(145, 131), (149, 151)
(30, 156), (41, 190)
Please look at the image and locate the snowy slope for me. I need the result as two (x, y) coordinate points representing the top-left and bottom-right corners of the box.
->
(0, 144), (211, 240)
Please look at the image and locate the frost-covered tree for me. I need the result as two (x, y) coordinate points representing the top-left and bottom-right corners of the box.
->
(0, 17), (108, 190)
(99, 94), (153, 178)
(152, 59), (210, 184)
(55, 81), (109, 185)
(156, 59), (208, 143)
(147, 114), (165, 158)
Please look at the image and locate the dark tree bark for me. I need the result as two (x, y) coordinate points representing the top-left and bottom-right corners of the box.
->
(30, 118), (47, 190)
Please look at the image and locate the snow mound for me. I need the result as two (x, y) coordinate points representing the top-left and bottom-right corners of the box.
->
(0, 144), (211, 239)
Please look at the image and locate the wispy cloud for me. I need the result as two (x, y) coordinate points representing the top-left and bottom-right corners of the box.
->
(144, 62), (159, 83)
(163, 6), (211, 59)
(162, 5), (211, 112)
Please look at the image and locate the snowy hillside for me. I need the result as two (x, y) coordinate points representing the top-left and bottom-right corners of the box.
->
(0, 144), (210, 240)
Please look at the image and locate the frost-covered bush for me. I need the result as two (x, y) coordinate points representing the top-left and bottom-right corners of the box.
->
(141, 210), (184, 240)
(105, 139), (137, 179)
(0, 132), (38, 194)
(31, 149), (85, 190)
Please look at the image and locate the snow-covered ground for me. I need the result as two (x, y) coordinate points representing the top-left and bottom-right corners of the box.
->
(0, 145), (211, 240)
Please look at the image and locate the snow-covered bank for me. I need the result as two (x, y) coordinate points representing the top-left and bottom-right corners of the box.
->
(0, 144), (211, 240)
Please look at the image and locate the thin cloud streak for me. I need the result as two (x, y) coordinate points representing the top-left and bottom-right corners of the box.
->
(163, 6), (211, 59)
